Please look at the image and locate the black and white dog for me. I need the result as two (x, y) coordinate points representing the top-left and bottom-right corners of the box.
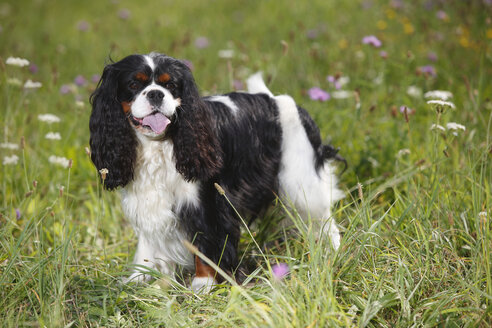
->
(89, 52), (344, 291)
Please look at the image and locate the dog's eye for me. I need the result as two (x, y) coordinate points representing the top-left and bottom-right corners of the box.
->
(166, 82), (176, 91)
(129, 82), (139, 90)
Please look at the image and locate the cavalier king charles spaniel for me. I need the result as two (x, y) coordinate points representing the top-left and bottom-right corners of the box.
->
(89, 52), (345, 292)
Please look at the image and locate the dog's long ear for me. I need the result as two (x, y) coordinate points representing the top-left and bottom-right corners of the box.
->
(170, 64), (223, 181)
(89, 63), (138, 190)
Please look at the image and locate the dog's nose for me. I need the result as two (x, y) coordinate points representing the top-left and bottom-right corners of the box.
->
(147, 90), (164, 106)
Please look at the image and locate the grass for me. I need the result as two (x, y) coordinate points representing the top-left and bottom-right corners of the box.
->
(1, 0), (491, 326)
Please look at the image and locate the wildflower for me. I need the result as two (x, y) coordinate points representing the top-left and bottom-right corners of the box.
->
(218, 49), (234, 59)
(0, 142), (19, 150)
(76, 20), (90, 31)
(332, 90), (352, 99)
(436, 10), (449, 21)
(397, 148), (411, 158)
(6, 56), (30, 67)
(24, 80), (42, 89)
(308, 87), (330, 102)
(424, 90), (453, 101)
(91, 74), (101, 83)
(29, 64), (39, 74)
(446, 122), (466, 136)
(406, 85), (422, 98)
(427, 100), (456, 113)
(75, 100), (85, 108)
(306, 29), (319, 39)
(45, 132), (62, 140)
(418, 65), (436, 77)
(48, 155), (70, 168)
(15, 209), (21, 220)
(233, 79), (244, 90)
(182, 59), (194, 71)
(379, 50), (388, 59)
(7, 78), (22, 86)
(194, 36), (210, 49)
(59, 84), (73, 94)
(3, 155), (19, 165)
(427, 51), (438, 62)
(272, 263), (289, 280)
(430, 124), (445, 132)
(99, 168), (109, 180)
(362, 35), (382, 47)
(347, 304), (358, 316)
(74, 75), (87, 87)
(38, 114), (61, 124)
(118, 8), (131, 20)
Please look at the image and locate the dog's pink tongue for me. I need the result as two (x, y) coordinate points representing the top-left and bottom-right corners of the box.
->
(142, 112), (170, 134)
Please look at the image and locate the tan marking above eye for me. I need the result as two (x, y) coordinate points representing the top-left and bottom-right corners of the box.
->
(135, 72), (149, 82)
(158, 73), (171, 83)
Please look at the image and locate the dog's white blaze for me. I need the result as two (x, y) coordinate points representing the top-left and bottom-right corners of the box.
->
(121, 137), (198, 278)
(275, 94), (344, 248)
(208, 96), (239, 114)
(144, 54), (156, 70)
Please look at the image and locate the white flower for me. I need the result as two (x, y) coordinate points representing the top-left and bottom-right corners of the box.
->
(7, 78), (22, 86)
(38, 114), (61, 124)
(338, 76), (350, 87)
(3, 155), (19, 165)
(427, 100), (456, 109)
(218, 49), (234, 59)
(0, 142), (19, 150)
(45, 132), (61, 140)
(397, 148), (411, 158)
(446, 122), (466, 131)
(424, 90), (453, 101)
(75, 100), (85, 108)
(430, 124), (445, 131)
(6, 56), (30, 67)
(332, 90), (352, 99)
(24, 80), (42, 89)
(347, 304), (358, 316)
(407, 85), (422, 98)
(48, 155), (70, 168)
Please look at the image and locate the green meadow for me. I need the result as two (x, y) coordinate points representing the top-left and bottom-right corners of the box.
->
(1, 0), (491, 326)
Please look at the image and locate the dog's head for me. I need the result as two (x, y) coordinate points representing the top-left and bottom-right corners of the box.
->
(89, 53), (222, 189)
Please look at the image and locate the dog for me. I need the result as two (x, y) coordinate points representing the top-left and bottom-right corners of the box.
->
(89, 52), (344, 292)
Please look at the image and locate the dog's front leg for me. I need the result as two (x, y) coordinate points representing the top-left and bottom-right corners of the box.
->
(124, 235), (156, 283)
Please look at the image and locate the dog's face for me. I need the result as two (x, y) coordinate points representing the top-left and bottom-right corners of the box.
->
(115, 54), (187, 139)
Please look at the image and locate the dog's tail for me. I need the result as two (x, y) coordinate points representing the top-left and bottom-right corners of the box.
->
(246, 72), (274, 97)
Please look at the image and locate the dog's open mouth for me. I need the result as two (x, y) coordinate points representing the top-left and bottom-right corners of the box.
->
(130, 112), (171, 135)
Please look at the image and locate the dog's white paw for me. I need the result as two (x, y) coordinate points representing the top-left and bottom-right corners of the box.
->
(322, 219), (341, 250)
(191, 276), (217, 294)
(123, 272), (151, 284)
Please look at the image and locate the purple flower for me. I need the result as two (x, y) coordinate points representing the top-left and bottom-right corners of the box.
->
(76, 20), (90, 32)
(272, 263), (289, 280)
(362, 35), (382, 48)
(233, 79), (244, 90)
(60, 84), (72, 95)
(91, 74), (101, 83)
(427, 51), (438, 62)
(118, 9), (131, 20)
(182, 59), (194, 71)
(418, 65), (436, 77)
(379, 50), (388, 59)
(29, 64), (38, 74)
(327, 75), (336, 84)
(15, 208), (21, 219)
(306, 29), (319, 39)
(308, 87), (330, 101)
(74, 75), (87, 87)
(194, 37), (210, 49)
(436, 10), (448, 21)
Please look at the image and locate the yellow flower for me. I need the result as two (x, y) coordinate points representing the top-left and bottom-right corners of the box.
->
(486, 29), (492, 39)
(338, 38), (348, 49)
(377, 20), (387, 30)
(403, 23), (414, 35)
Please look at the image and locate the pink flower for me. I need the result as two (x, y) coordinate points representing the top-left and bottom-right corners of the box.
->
(118, 9), (131, 20)
(74, 75), (87, 87)
(308, 87), (330, 101)
(418, 65), (436, 77)
(91, 74), (101, 83)
(272, 263), (289, 280)
(362, 35), (382, 48)
(194, 37), (210, 49)
(76, 20), (90, 32)
(379, 50), (388, 59)
(60, 84), (72, 95)
(29, 64), (38, 74)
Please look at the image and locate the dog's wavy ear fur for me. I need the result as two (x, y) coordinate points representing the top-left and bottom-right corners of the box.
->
(170, 62), (223, 181)
(89, 62), (138, 190)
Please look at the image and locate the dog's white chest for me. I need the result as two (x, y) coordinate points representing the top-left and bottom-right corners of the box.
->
(120, 139), (199, 267)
